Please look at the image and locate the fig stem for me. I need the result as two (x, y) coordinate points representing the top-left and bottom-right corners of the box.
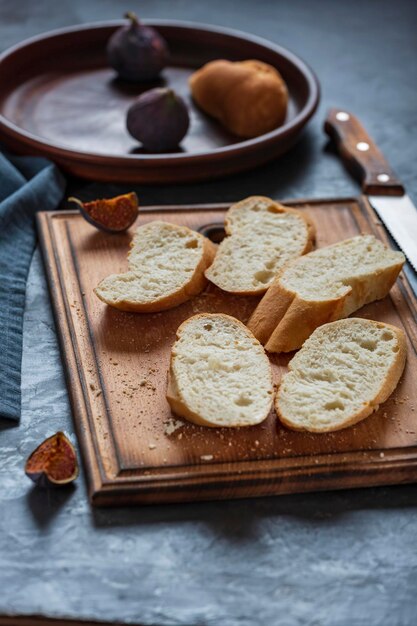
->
(125, 11), (140, 26)
(67, 197), (84, 209)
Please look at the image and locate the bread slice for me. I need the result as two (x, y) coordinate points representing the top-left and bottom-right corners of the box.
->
(204, 196), (315, 295)
(95, 221), (216, 312)
(167, 313), (274, 427)
(275, 318), (407, 433)
(248, 235), (405, 352)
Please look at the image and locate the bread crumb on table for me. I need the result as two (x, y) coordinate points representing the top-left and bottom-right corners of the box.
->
(200, 454), (214, 461)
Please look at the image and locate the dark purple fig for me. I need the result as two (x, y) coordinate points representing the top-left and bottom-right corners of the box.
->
(126, 87), (190, 152)
(107, 12), (169, 81)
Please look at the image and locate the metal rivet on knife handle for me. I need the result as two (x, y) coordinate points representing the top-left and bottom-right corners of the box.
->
(336, 111), (350, 121)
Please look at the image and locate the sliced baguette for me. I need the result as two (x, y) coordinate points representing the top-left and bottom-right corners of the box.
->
(95, 221), (216, 313)
(204, 196), (315, 295)
(275, 318), (407, 433)
(248, 235), (405, 352)
(167, 313), (274, 427)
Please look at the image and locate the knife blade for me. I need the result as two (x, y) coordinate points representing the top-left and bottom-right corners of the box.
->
(324, 108), (417, 272)
(368, 194), (417, 272)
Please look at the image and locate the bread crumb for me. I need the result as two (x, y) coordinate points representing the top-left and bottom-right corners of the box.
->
(200, 454), (214, 461)
(164, 418), (184, 436)
(148, 443), (156, 450)
(379, 452), (385, 458)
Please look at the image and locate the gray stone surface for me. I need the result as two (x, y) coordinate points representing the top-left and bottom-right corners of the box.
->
(1, 0), (417, 624)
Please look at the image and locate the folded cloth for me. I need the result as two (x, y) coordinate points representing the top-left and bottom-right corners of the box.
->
(0, 152), (66, 421)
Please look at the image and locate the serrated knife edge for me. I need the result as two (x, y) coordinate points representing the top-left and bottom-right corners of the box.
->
(368, 194), (417, 272)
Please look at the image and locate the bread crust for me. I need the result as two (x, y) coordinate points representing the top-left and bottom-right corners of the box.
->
(166, 370), (221, 428)
(248, 238), (405, 352)
(166, 313), (274, 428)
(205, 196), (315, 296)
(94, 225), (216, 313)
(275, 319), (407, 433)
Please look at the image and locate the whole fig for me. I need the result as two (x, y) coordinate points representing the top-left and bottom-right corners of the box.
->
(126, 88), (190, 152)
(107, 12), (169, 81)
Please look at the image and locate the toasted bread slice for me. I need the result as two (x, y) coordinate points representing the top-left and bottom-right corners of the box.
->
(204, 196), (315, 295)
(248, 235), (405, 352)
(275, 318), (407, 433)
(95, 221), (216, 312)
(167, 314), (274, 427)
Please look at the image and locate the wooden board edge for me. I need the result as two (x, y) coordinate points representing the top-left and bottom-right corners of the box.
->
(90, 451), (417, 506)
(92, 471), (417, 507)
(36, 212), (106, 502)
(41, 195), (361, 220)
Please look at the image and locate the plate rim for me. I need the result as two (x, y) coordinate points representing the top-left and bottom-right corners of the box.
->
(0, 19), (320, 164)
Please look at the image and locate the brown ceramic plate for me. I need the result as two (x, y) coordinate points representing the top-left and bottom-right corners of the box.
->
(0, 20), (320, 183)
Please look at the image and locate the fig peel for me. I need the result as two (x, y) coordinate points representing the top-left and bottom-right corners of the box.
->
(25, 432), (79, 488)
(69, 192), (139, 233)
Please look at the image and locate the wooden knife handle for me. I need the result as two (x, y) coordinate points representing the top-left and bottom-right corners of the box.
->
(324, 108), (404, 196)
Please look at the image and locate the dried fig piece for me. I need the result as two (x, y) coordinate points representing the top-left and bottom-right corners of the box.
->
(69, 192), (139, 233)
(25, 432), (79, 488)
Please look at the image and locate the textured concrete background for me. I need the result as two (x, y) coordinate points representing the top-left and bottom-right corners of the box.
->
(1, 0), (417, 624)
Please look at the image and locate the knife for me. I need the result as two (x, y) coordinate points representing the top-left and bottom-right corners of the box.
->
(324, 108), (417, 272)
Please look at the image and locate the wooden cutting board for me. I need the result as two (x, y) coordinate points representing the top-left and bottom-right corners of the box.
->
(37, 197), (417, 506)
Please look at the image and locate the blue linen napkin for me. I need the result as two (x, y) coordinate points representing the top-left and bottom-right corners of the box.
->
(0, 152), (66, 421)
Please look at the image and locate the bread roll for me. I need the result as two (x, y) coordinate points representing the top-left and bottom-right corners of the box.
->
(189, 59), (288, 137)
